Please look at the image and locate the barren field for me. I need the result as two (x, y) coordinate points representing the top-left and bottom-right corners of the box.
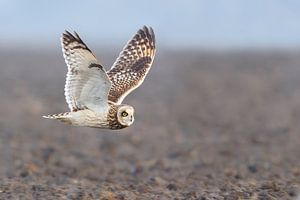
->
(0, 48), (300, 199)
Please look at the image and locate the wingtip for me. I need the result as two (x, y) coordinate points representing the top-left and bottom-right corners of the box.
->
(61, 30), (72, 42)
(61, 30), (86, 47)
(73, 31), (83, 42)
(140, 25), (155, 45)
(141, 25), (154, 33)
(148, 26), (155, 44)
(61, 30), (79, 41)
(63, 30), (72, 36)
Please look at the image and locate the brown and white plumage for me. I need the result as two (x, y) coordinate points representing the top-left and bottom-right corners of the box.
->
(43, 26), (156, 129)
(107, 26), (156, 104)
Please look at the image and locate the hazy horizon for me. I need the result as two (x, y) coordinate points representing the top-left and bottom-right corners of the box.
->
(1, 0), (300, 49)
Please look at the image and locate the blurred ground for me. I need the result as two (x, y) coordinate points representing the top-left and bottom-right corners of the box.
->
(0, 48), (300, 199)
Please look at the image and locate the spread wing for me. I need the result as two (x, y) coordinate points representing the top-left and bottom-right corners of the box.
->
(61, 31), (111, 112)
(107, 26), (156, 104)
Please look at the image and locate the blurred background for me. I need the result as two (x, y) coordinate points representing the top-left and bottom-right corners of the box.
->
(1, 0), (300, 199)
(1, 0), (300, 48)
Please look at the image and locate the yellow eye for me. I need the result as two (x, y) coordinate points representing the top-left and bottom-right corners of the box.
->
(121, 111), (128, 117)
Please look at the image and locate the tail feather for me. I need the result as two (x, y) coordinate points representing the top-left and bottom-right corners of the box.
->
(43, 112), (73, 124)
(43, 112), (70, 119)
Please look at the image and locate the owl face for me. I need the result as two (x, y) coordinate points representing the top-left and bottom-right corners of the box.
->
(117, 105), (134, 127)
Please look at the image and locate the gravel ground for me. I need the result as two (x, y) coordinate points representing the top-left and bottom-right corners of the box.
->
(0, 48), (300, 199)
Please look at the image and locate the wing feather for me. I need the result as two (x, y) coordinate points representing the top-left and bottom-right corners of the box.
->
(107, 26), (156, 104)
(61, 31), (111, 112)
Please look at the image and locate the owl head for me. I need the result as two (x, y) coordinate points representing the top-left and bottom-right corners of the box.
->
(117, 105), (135, 127)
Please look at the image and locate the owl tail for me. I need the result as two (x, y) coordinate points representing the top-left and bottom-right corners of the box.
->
(43, 112), (72, 124)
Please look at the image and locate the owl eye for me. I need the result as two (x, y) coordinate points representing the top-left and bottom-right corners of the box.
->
(121, 111), (128, 117)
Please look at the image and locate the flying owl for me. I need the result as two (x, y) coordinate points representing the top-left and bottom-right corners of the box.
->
(43, 26), (156, 129)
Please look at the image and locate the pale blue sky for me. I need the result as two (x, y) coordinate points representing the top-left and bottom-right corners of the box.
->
(0, 0), (300, 48)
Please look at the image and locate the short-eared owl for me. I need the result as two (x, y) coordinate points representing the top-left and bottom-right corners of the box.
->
(43, 26), (156, 129)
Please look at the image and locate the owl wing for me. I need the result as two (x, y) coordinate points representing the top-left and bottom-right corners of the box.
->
(61, 31), (111, 112)
(107, 26), (156, 104)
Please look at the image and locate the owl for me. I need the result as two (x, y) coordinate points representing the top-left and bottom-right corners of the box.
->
(43, 26), (156, 129)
